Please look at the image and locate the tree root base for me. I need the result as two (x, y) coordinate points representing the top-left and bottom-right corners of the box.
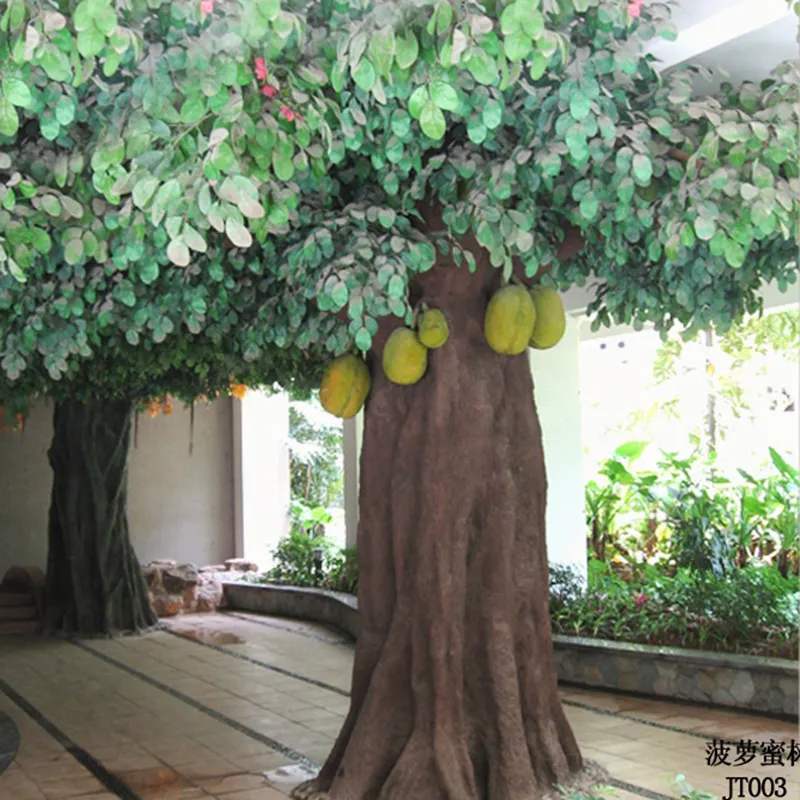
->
(289, 760), (611, 800)
(290, 781), (330, 800)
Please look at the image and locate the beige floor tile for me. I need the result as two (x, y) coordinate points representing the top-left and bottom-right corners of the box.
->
(216, 788), (289, 799)
(2, 611), (794, 800)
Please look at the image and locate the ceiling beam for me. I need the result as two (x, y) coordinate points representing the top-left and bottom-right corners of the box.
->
(647, 0), (795, 70)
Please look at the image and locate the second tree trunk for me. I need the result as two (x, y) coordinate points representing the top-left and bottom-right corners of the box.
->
(45, 397), (156, 636)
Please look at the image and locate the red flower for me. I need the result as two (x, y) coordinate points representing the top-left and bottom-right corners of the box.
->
(254, 57), (268, 82)
(279, 105), (296, 122)
(261, 84), (277, 98)
(635, 593), (648, 608)
(628, 0), (644, 19)
(200, 0), (215, 14)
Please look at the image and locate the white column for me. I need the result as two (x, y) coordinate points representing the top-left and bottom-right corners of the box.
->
(529, 314), (588, 582)
(232, 390), (291, 570)
(343, 412), (363, 550)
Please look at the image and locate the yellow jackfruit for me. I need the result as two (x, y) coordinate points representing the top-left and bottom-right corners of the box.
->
(320, 354), (371, 419)
(529, 286), (566, 350)
(484, 285), (536, 355)
(383, 328), (428, 385)
(417, 309), (449, 349)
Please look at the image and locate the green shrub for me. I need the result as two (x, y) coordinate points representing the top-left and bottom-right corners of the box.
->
(550, 560), (798, 659)
(265, 530), (338, 587)
(262, 532), (357, 594)
(324, 547), (359, 594)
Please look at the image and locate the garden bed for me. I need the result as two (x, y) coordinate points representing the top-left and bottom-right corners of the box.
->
(222, 581), (798, 719)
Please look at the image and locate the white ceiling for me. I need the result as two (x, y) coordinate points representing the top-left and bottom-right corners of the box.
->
(650, 0), (799, 84)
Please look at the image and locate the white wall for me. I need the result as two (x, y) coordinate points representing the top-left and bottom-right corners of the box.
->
(530, 314), (588, 580)
(0, 399), (236, 577)
(232, 391), (291, 570)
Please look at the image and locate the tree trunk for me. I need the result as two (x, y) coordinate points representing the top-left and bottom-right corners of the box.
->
(294, 246), (582, 799)
(44, 397), (156, 636)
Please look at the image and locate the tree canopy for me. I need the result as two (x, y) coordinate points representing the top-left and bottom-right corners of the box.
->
(0, 0), (798, 413)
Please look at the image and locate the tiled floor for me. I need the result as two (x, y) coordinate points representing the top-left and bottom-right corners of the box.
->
(0, 611), (796, 799)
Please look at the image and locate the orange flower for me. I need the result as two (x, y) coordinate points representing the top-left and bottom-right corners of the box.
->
(229, 381), (247, 399)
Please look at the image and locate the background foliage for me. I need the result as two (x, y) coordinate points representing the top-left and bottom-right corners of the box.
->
(585, 440), (799, 578)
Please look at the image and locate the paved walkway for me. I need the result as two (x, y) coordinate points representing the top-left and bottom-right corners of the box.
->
(0, 611), (796, 799)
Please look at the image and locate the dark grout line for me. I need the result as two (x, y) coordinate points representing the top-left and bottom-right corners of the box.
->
(561, 697), (737, 745)
(608, 776), (676, 800)
(169, 617), (712, 799)
(160, 626), (350, 697)
(0, 677), (142, 800)
(223, 610), (353, 646)
(226, 609), (733, 745)
(68, 639), (321, 772)
(0, 709), (19, 776)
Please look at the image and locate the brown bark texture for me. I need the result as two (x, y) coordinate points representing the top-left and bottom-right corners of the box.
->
(294, 227), (582, 799)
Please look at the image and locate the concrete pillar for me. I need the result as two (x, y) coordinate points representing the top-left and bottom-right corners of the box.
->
(232, 390), (290, 569)
(342, 412), (363, 550)
(529, 314), (588, 581)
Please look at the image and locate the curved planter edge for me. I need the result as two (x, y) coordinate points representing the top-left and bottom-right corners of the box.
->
(222, 581), (798, 720)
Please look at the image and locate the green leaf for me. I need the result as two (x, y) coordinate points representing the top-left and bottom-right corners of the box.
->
(569, 93), (591, 121)
(133, 176), (159, 209)
(183, 225), (208, 253)
(352, 60), (377, 92)
(55, 96), (76, 125)
(167, 238), (191, 267)
(408, 86), (429, 120)
(39, 48), (71, 82)
(272, 150), (294, 181)
(94, 7), (117, 36)
(355, 328), (372, 351)
(724, 240), (746, 268)
(139, 262), (159, 285)
(632, 154), (653, 184)
(482, 100), (503, 130)
(504, 31), (531, 62)
(467, 118), (487, 144)
(64, 238), (84, 265)
(694, 217), (716, 241)
(740, 184), (759, 202)
(387, 274), (404, 299)
(615, 441), (648, 460)
(529, 51), (548, 80)
(420, 102), (446, 140)
(2, 77), (31, 108)
(77, 27), (105, 58)
(331, 281), (348, 308)
(226, 217), (253, 248)
(0, 96), (19, 137)
(580, 192), (599, 220)
(180, 94), (207, 124)
(430, 81), (458, 111)
(40, 195), (62, 216)
(395, 31), (419, 70)
(391, 110), (411, 137)
(465, 49), (499, 86)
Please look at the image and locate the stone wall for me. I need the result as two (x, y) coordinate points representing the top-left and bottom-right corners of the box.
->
(223, 582), (799, 719)
(552, 636), (798, 719)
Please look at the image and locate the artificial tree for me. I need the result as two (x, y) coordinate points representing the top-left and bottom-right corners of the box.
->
(1, 0), (798, 796)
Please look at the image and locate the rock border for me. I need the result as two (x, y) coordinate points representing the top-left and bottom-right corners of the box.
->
(222, 581), (798, 719)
